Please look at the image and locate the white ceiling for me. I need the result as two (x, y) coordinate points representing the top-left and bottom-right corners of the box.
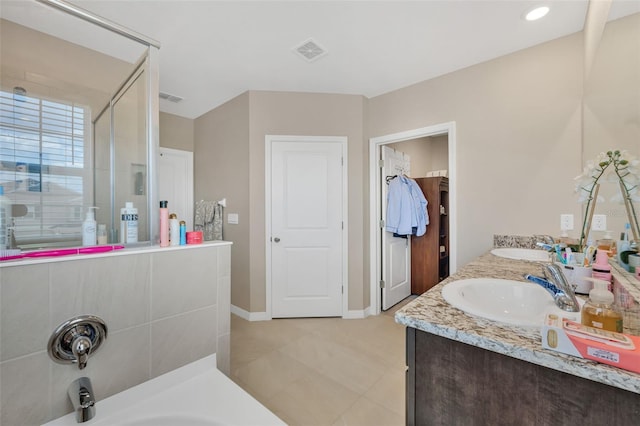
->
(3, 0), (640, 119)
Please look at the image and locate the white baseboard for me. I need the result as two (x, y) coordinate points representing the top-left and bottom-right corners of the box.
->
(231, 305), (374, 321)
(231, 305), (270, 321)
(342, 306), (372, 319)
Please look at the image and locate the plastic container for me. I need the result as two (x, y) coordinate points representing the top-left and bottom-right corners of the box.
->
(169, 213), (179, 246)
(0, 185), (11, 250)
(597, 231), (615, 256)
(97, 224), (108, 245)
(120, 202), (139, 244)
(82, 207), (98, 246)
(581, 278), (623, 332)
(159, 201), (169, 247)
(186, 231), (203, 245)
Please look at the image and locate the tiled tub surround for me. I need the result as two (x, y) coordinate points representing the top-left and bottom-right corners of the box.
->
(395, 252), (640, 394)
(0, 242), (231, 426)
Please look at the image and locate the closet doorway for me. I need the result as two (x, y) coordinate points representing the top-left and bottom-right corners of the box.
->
(369, 122), (457, 314)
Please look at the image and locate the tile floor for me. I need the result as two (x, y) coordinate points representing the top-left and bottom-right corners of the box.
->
(229, 297), (415, 426)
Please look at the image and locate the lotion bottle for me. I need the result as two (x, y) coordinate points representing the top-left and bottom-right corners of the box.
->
(82, 207), (98, 246)
(179, 220), (186, 245)
(120, 202), (138, 244)
(591, 249), (612, 291)
(169, 213), (179, 246)
(159, 200), (169, 247)
(581, 278), (623, 332)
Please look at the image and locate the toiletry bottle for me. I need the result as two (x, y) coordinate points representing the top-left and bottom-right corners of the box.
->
(618, 225), (631, 271)
(597, 231), (615, 257)
(159, 201), (169, 247)
(169, 213), (179, 246)
(82, 207), (98, 246)
(120, 202), (139, 244)
(592, 249), (613, 291)
(581, 278), (623, 332)
(179, 220), (186, 245)
(0, 185), (11, 250)
(97, 224), (108, 245)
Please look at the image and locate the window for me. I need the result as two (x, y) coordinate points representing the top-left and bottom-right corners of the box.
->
(0, 89), (90, 248)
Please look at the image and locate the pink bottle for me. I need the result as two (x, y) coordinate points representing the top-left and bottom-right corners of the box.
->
(159, 200), (169, 247)
(592, 249), (612, 291)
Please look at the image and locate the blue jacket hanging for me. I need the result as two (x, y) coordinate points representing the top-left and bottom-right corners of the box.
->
(385, 175), (429, 237)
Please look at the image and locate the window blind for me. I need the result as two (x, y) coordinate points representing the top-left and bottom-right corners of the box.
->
(0, 90), (88, 247)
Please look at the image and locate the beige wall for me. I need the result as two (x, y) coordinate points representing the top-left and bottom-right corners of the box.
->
(369, 32), (585, 268)
(195, 31), (586, 314)
(194, 93), (251, 311)
(248, 91), (367, 312)
(388, 135), (449, 178)
(194, 91), (367, 312)
(159, 112), (195, 151)
(0, 19), (135, 114)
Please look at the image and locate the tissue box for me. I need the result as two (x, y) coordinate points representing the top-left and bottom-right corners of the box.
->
(541, 314), (640, 374)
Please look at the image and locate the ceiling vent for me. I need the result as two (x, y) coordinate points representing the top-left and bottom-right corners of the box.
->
(293, 38), (327, 62)
(159, 91), (184, 103)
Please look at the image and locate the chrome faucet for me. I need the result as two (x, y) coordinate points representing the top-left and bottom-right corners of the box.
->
(525, 263), (580, 312)
(68, 377), (95, 423)
(535, 234), (556, 246)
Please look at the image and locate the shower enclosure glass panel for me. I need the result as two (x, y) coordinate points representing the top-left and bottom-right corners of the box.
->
(0, 0), (159, 249)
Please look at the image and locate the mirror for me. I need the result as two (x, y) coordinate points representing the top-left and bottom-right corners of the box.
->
(582, 4), (640, 242)
(0, 0), (158, 249)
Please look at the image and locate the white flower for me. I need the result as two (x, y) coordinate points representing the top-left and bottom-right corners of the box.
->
(575, 149), (640, 248)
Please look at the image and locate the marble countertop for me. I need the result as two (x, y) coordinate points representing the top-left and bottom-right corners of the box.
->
(395, 252), (640, 394)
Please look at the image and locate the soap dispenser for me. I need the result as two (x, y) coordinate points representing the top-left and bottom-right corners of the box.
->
(82, 207), (98, 246)
(581, 278), (623, 332)
(592, 250), (612, 291)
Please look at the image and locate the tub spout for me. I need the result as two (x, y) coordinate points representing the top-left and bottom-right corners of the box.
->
(68, 377), (95, 423)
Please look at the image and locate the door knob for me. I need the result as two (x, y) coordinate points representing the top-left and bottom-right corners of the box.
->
(273, 237), (281, 243)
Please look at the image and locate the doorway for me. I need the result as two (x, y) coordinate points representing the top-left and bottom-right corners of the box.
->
(369, 122), (457, 315)
(265, 135), (348, 318)
(158, 147), (194, 230)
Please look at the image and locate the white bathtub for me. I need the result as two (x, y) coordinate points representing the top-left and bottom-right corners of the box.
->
(43, 355), (285, 426)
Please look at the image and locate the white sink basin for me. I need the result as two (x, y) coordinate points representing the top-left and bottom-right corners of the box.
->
(490, 247), (551, 262)
(441, 278), (580, 327)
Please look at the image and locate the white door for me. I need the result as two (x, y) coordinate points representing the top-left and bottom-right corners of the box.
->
(381, 146), (411, 310)
(270, 138), (344, 318)
(158, 148), (194, 230)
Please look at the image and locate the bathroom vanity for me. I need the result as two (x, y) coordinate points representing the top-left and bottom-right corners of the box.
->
(396, 251), (640, 425)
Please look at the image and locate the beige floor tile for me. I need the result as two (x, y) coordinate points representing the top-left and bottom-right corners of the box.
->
(233, 350), (310, 402)
(364, 369), (406, 416)
(278, 334), (387, 394)
(229, 296), (412, 426)
(331, 396), (404, 426)
(266, 368), (360, 426)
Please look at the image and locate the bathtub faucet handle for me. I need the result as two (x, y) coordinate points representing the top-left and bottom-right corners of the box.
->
(72, 335), (92, 370)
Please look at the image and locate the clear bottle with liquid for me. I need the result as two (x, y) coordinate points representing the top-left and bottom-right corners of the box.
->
(581, 278), (623, 332)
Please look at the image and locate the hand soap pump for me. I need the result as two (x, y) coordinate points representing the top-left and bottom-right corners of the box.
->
(82, 207), (98, 246)
(581, 278), (623, 332)
(592, 250), (612, 291)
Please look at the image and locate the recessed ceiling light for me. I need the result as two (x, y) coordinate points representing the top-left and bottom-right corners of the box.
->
(524, 6), (550, 21)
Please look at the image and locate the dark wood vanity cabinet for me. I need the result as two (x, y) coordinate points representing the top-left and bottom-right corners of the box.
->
(411, 177), (449, 295)
(406, 327), (640, 426)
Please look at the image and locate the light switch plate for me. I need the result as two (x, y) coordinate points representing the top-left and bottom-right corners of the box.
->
(227, 213), (239, 225)
(592, 214), (607, 231)
(560, 214), (574, 231)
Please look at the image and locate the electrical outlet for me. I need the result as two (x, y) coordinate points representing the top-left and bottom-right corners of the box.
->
(560, 214), (574, 231)
(592, 214), (607, 231)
